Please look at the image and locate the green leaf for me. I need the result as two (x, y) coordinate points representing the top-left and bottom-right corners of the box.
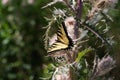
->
(75, 48), (92, 62)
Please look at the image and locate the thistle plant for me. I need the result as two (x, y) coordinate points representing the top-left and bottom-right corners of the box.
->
(42, 0), (117, 80)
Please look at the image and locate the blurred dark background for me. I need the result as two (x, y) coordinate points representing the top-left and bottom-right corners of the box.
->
(0, 0), (120, 80)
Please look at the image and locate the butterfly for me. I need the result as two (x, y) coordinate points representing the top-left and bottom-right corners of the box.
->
(47, 22), (73, 53)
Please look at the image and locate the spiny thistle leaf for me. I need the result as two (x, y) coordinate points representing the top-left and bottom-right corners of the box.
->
(75, 47), (92, 62)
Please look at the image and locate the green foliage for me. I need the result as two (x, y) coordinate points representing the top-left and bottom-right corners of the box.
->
(0, 0), (50, 80)
(75, 48), (92, 62)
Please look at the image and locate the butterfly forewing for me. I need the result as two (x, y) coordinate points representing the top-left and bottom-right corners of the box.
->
(57, 24), (69, 45)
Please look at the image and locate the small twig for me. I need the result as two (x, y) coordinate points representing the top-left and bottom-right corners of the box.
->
(76, 0), (83, 19)
(80, 15), (113, 53)
(101, 11), (113, 22)
(52, 67), (59, 80)
(42, 0), (63, 9)
(63, 0), (76, 14)
(82, 22), (113, 52)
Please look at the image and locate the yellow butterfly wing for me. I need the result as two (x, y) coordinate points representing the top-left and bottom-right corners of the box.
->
(48, 22), (72, 53)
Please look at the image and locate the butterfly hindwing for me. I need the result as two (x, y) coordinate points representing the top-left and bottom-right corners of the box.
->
(48, 42), (68, 53)
(48, 22), (73, 53)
